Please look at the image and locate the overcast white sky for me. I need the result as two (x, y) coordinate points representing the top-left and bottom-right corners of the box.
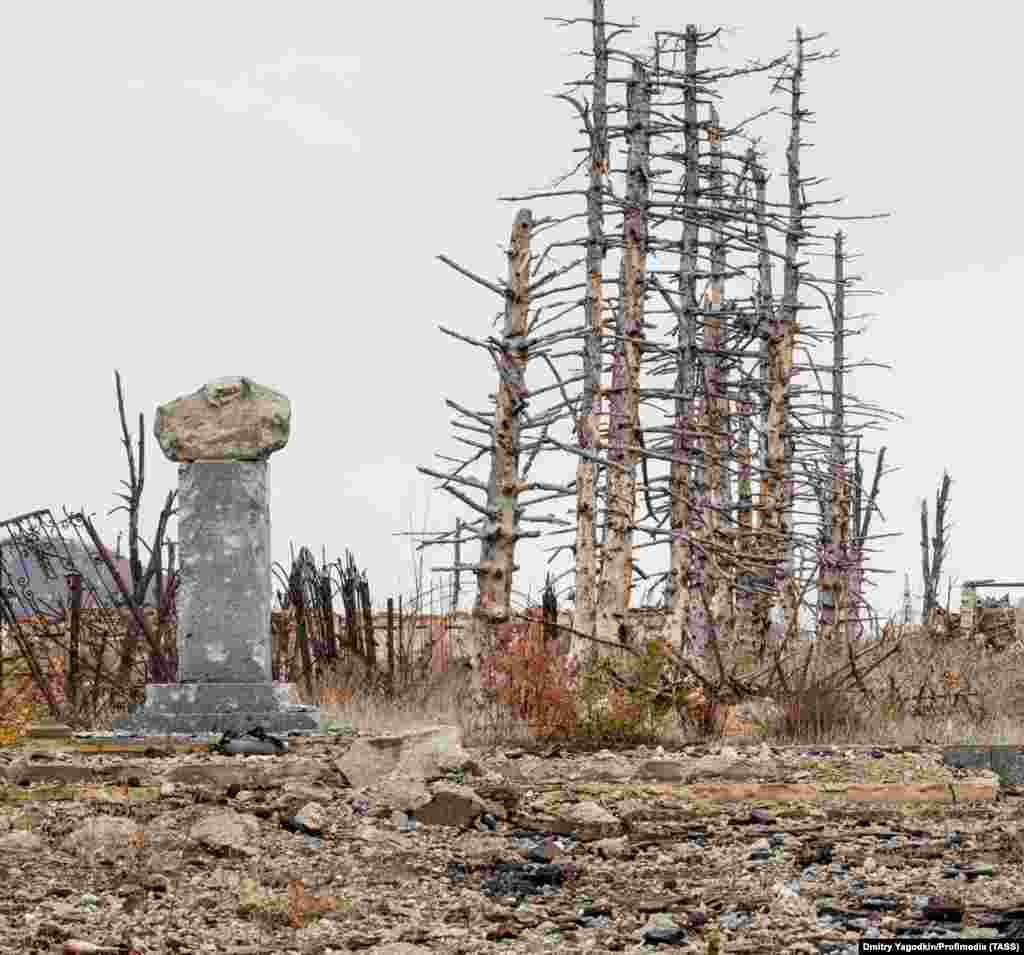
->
(3, 2), (1021, 625)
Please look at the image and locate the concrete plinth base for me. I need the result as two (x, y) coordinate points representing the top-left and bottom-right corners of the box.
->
(110, 682), (320, 737)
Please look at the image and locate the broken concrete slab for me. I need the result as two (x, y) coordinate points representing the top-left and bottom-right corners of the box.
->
(335, 724), (471, 790)
(943, 744), (1024, 786)
(413, 783), (488, 828)
(162, 763), (267, 789)
(23, 722), (73, 740)
(5, 762), (98, 785)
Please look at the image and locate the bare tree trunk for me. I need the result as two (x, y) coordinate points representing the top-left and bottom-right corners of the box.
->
(751, 155), (773, 486)
(595, 60), (649, 648)
(848, 440), (886, 641)
(735, 384), (755, 640)
(570, 0), (609, 662)
(476, 209), (533, 621)
(703, 106), (733, 643)
(779, 28), (806, 645)
(662, 24), (701, 654)
(921, 470), (952, 624)
(817, 230), (850, 641)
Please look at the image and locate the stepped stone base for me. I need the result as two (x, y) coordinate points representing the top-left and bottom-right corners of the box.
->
(110, 682), (320, 737)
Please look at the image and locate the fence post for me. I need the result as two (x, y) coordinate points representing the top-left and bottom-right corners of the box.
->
(453, 519), (462, 610)
(66, 572), (82, 720)
(386, 597), (395, 691)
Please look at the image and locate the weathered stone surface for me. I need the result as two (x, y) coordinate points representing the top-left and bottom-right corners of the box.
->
(549, 800), (621, 841)
(188, 809), (262, 857)
(64, 817), (143, 861)
(0, 830), (44, 852)
(843, 780), (996, 802)
(335, 725), (470, 791)
(154, 376), (291, 463)
(591, 835), (631, 859)
(177, 461), (272, 683)
(414, 783), (488, 828)
(0, 737), (1018, 952)
(635, 759), (686, 782)
(370, 946), (434, 955)
(119, 681), (320, 737)
(24, 722), (73, 740)
(5, 761), (97, 785)
(112, 446), (320, 736)
(162, 763), (265, 789)
(294, 802), (327, 835)
(681, 783), (819, 802)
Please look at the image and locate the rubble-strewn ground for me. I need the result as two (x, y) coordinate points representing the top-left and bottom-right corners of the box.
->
(1, 727), (1022, 955)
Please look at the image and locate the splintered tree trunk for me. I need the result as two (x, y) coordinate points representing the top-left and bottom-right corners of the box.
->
(571, 0), (609, 662)
(848, 440), (886, 641)
(703, 105), (733, 642)
(662, 25), (700, 654)
(779, 27), (805, 645)
(476, 208), (532, 622)
(921, 470), (951, 624)
(735, 384), (755, 639)
(595, 60), (649, 648)
(748, 154), (777, 653)
(818, 230), (849, 640)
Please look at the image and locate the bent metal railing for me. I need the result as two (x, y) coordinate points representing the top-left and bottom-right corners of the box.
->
(0, 506), (175, 725)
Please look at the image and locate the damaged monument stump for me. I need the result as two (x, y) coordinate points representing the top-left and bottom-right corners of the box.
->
(113, 376), (320, 737)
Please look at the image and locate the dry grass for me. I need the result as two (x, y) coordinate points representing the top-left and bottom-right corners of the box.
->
(10, 607), (1024, 751)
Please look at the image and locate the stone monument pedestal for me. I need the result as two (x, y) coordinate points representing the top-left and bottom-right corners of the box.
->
(117, 682), (320, 737)
(111, 376), (320, 738)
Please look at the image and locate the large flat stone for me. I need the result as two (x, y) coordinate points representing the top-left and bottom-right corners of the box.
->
(154, 376), (291, 462)
(110, 682), (320, 736)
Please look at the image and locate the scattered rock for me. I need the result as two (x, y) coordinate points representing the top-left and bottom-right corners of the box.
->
(188, 809), (262, 857)
(336, 724), (471, 790)
(64, 817), (144, 861)
(0, 732), (1015, 952)
(0, 830), (44, 852)
(414, 783), (488, 828)
(6, 761), (98, 785)
(550, 800), (621, 841)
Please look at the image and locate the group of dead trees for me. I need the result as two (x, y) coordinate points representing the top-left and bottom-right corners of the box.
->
(270, 546), (449, 701)
(418, 4), (900, 705)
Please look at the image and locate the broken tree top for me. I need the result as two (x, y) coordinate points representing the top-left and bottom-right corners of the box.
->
(154, 376), (291, 463)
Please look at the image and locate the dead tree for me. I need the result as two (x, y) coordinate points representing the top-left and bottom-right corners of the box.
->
(920, 470), (952, 625)
(568, 0), (610, 659)
(76, 370), (178, 690)
(595, 59), (649, 649)
(479, 209), (534, 621)
(813, 230), (852, 640)
(420, 208), (574, 668)
(420, 9), (898, 696)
